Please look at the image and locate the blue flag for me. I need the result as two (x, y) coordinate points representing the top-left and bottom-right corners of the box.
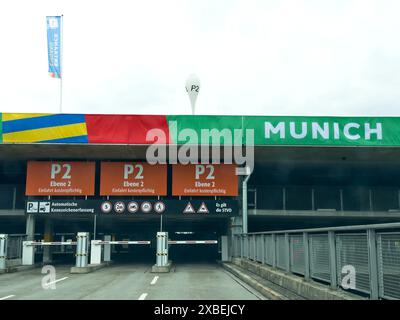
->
(46, 16), (62, 78)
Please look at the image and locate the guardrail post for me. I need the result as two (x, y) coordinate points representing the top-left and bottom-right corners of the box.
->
(247, 235), (250, 259)
(75, 232), (89, 268)
(240, 235), (244, 258)
(367, 229), (379, 300)
(0, 234), (7, 270)
(90, 240), (102, 265)
(22, 241), (35, 265)
(272, 234), (277, 268)
(252, 235), (256, 261)
(303, 232), (310, 280)
(285, 233), (290, 272)
(261, 234), (266, 264)
(328, 231), (338, 289)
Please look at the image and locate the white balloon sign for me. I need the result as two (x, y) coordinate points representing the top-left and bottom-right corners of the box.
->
(185, 74), (200, 115)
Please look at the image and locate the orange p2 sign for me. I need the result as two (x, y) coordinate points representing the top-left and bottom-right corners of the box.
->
(100, 162), (167, 196)
(26, 161), (95, 196)
(172, 164), (238, 196)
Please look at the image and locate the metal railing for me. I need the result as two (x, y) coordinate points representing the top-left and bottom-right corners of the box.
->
(252, 185), (400, 212)
(7, 235), (26, 260)
(233, 223), (400, 300)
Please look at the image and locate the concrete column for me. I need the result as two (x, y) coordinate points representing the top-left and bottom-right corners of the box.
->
(103, 235), (112, 262)
(25, 214), (35, 241)
(43, 219), (53, 264)
(221, 236), (229, 262)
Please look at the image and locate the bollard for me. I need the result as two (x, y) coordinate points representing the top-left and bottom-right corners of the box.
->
(103, 235), (112, 262)
(0, 234), (7, 270)
(156, 232), (168, 267)
(22, 241), (35, 265)
(75, 232), (89, 268)
(90, 240), (102, 265)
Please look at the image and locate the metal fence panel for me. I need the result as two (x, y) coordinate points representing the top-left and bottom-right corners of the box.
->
(276, 235), (287, 270)
(7, 235), (25, 259)
(265, 235), (274, 265)
(309, 234), (331, 282)
(290, 235), (305, 275)
(336, 233), (370, 294)
(378, 233), (400, 300)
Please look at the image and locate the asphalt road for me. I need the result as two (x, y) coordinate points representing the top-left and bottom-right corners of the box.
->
(0, 263), (264, 300)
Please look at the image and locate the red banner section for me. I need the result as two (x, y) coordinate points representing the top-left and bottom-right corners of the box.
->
(85, 115), (170, 144)
(26, 161), (95, 196)
(172, 164), (238, 196)
(100, 162), (167, 196)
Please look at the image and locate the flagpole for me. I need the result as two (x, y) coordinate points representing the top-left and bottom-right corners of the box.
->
(60, 14), (63, 113)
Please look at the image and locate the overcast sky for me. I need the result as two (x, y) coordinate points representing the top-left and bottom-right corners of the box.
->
(0, 0), (400, 116)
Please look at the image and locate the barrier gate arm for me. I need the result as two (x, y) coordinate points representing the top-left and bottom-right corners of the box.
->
(22, 232), (88, 267)
(90, 240), (151, 265)
(168, 240), (218, 245)
(24, 241), (78, 246)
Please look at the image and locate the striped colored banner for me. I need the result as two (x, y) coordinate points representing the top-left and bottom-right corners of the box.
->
(2, 112), (400, 146)
(2, 114), (88, 143)
(0, 113), (2, 143)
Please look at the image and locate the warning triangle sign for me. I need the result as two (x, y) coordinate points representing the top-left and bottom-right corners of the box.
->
(197, 202), (209, 213)
(183, 202), (195, 214)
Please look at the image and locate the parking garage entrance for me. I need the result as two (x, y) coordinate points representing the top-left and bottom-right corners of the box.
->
(23, 199), (238, 266)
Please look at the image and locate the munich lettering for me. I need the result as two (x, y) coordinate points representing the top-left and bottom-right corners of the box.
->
(265, 121), (383, 141)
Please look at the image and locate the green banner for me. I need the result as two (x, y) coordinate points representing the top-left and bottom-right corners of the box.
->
(243, 116), (400, 146)
(167, 115), (243, 145)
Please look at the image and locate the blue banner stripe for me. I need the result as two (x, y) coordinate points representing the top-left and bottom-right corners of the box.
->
(2, 114), (86, 133)
(38, 135), (88, 143)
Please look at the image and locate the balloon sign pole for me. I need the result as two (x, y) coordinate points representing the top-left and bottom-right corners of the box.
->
(185, 74), (200, 115)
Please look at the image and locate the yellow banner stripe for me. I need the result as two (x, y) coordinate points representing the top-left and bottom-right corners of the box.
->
(3, 123), (88, 143)
(2, 113), (52, 121)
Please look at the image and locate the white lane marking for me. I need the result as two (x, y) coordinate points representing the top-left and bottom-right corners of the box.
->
(138, 293), (148, 300)
(150, 276), (159, 285)
(43, 276), (69, 288)
(0, 295), (15, 300)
